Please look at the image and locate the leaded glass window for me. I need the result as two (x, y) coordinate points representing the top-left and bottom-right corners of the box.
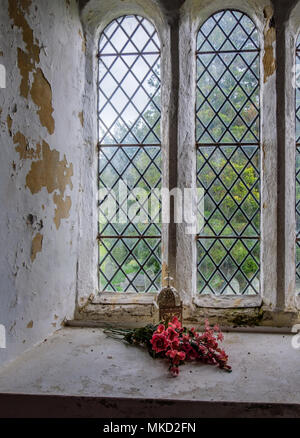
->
(296, 34), (300, 294)
(98, 16), (161, 293)
(196, 10), (260, 295)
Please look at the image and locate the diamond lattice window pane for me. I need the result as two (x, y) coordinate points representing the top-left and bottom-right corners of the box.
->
(98, 16), (161, 292)
(197, 238), (260, 295)
(98, 16), (161, 146)
(197, 11), (260, 295)
(99, 238), (161, 293)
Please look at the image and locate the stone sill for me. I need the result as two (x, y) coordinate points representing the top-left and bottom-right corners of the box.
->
(193, 295), (262, 308)
(0, 328), (299, 418)
(91, 292), (262, 309)
(75, 292), (299, 328)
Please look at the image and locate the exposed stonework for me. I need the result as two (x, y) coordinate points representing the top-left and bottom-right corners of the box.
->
(75, 301), (300, 329)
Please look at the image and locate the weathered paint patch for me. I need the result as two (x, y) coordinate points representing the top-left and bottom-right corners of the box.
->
(26, 141), (73, 196)
(53, 193), (72, 229)
(78, 29), (86, 53)
(30, 68), (55, 135)
(78, 111), (84, 127)
(14, 131), (41, 160)
(9, 0), (55, 135)
(20, 0), (32, 12)
(8, 0), (40, 97)
(17, 48), (34, 98)
(263, 5), (276, 83)
(31, 233), (43, 262)
(25, 140), (73, 229)
(7, 115), (13, 136)
(8, 0), (39, 59)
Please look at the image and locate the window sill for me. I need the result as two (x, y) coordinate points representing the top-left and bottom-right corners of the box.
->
(193, 295), (262, 309)
(74, 293), (299, 329)
(90, 292), (262, 309)
(0, 327), (300, 417)
(91, 292), (157, 306)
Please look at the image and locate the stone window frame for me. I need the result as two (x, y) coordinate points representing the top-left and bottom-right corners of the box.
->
(285, 0), (300, 312)
(75, 0), (300, 327)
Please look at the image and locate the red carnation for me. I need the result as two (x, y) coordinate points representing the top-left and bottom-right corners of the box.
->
(156, 324), (166, 334)
(166, 349), (186, 365)
(166, 349), (178, 360)
(169, 316), (181, 330)
(150, 333), (169, 353)
(171, 338), (180, 350)
(166, 326), (179, 342)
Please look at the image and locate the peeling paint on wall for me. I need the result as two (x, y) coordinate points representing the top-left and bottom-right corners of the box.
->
(263, 5), (276, 83)
(14, 132), (41, 160)
(8, 0), (40, 97)
(78, 111), (84, 127)
(0, 0), (83, 369)
(26, 141), (73, 196)
(20, 0), (32, 13)
(30, 69), (55, 135)
(17, 48), (35, 98)
(53, 193), (72, 230)
(31, 233), (43, 262)
(25, 141), (73, 228)
(8, 0), (55, 135)
(7, 115), (12, 136)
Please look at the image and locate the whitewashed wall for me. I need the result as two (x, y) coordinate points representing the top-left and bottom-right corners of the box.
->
(0, 0), (85, 367)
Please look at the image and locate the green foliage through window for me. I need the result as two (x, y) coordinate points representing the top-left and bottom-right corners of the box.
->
(196, 10), (260, 295)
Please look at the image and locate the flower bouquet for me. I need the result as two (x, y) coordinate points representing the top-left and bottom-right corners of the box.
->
(105, 317), (232, 376)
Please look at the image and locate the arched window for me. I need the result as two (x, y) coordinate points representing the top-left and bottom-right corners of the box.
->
(196, 10), (260, 295)
(296, 34), (300, 294)
(97, 16), (161, 293)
